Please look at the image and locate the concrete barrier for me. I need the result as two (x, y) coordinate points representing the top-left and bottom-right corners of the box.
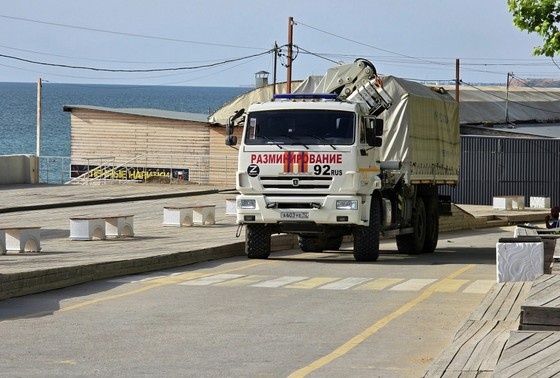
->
(0, 155), (39, 184)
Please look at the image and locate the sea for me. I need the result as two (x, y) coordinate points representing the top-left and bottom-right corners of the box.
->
(0, 82), (248, 157)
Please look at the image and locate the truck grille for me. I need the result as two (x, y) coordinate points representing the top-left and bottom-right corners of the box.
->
(259, 175), (332, 190)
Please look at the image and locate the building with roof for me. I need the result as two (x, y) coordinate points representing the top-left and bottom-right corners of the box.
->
(64, 79), (560, 206)
(63, 105), (240, 185)
(445, 84), (560, 139)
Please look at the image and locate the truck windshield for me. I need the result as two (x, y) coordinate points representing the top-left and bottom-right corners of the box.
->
(244, 110), (355, 146)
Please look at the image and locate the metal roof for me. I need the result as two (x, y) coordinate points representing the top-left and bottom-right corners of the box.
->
(462, 122), (560, 138)
(64, 82), (560, 139)
(63, 105), (210, 123)
(208, 82), (299, 125)
(443, 85), (560, 125)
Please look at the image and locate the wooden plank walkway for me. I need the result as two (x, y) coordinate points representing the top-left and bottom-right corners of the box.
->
(520, 274), (560, 331)
(424, 281), (532, 377)
(426, 275), (560, 376)
(470, 281), (531, 322)
(494, 330), (560, 377)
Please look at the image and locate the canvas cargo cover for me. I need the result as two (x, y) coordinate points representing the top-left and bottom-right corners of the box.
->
(379, 76), (460, 184)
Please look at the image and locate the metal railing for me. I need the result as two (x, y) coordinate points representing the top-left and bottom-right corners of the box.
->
(39, 156), (71, 184)
(39, 154), (238, 186)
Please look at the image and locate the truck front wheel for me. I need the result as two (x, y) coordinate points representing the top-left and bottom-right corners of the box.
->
(352, 198), (380, 262)
(246, 224), (271, 259)
(396, 197), (426, 255)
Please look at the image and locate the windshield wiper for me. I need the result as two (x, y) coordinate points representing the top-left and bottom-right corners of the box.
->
(281, 134), (309, 149)
(261, 135), (283, 149)
(302, 134), (336, 150)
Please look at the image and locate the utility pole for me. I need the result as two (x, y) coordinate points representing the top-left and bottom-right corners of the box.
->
(36, 78), (42, 157)
(455, 59), (460, 103)
(505, 72), (513, 124)
(287, 17), (294, 93)
(273, 42), (278, 96)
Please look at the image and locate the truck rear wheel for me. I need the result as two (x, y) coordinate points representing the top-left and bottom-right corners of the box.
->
(422, 195), (439, 253)
(352, 198), (380, 262)
(326, 236), (343, 251)
(396, 197), (426, 255)
(298, 236), (325, 252)
(246, 224), (271, 259)
(299, 235), (343, 252)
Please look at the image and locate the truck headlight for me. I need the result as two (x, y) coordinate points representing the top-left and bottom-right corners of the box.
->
(336, 200), (358, 210)
(239, 199), (256, 209)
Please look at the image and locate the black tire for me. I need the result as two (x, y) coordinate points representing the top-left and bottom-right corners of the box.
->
(298, 236), (326, 252)
(396, 197), (426, 255)
(422, 195), (439, 253)
(352, 197), (380, 262)
(325, 236), (343, 251)
(245, 224), (271, 259)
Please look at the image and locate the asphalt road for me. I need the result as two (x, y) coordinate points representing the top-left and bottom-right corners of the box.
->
(0, 226), (512, 377)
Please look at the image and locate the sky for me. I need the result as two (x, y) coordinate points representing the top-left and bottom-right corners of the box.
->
(0, 0), (554, 87)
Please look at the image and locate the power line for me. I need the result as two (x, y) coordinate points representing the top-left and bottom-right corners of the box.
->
(294, 46), (339, 64)
(295, 20), (453, 69)
(294, 20), (558, 81)
(0, 43), (237, 65)
(0, 50), (274, 73)
(0, 14), (264, 51)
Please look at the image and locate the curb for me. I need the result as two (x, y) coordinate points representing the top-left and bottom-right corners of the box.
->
(0, 234), (298, 301)
(0, 188), (224, 214)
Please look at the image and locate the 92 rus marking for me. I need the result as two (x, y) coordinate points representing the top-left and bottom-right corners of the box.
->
(314, 164), (342, 176)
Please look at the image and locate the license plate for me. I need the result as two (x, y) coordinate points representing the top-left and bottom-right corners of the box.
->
(281, 212), (310, 220)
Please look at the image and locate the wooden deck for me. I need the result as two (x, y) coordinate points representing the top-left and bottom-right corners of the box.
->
(424, 282), (532, 377)
(520, 274), (560, 331)
(494, 330), (560, 377)
(426, 274), (560, 376)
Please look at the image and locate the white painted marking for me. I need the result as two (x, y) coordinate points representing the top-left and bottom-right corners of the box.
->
(390, 278), (437, 291)
(463, 280), (496, 294)
(318, 277), (371, 290)
(251, 276), (308, 288)
(179, 274), (245, 286)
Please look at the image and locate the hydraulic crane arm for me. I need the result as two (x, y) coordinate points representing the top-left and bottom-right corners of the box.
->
(312, 58), (393, 116)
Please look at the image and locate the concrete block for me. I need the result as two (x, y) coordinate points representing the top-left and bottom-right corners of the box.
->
(163, 205), (215, 226)
(530, 196), (551, 209)
(105, 215), (134, 238)
(493, 196), (525, 210)
(1, 227), (41, 253)
(496, 239), (543, 283)
(69, 218), (106, 240)
(225, 198), (236, 216)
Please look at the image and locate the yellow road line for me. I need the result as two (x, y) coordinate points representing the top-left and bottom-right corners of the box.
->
(288, 264), (476, 377)
(1, 260), (271, 322)
(434, 279), (470, 293)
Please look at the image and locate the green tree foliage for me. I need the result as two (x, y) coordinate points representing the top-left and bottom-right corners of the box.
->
(508, 0), (560, 56)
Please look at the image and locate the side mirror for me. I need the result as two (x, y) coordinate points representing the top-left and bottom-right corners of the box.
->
(225, 135), (237, 146)
(226, 108), (245, 136)
(372, 118), (383, 136)
(365, 118), (383, 147)
(365, 130), (380, 147)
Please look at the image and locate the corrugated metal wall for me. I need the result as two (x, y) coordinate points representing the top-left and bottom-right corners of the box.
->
(440, 135), (560, 207)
